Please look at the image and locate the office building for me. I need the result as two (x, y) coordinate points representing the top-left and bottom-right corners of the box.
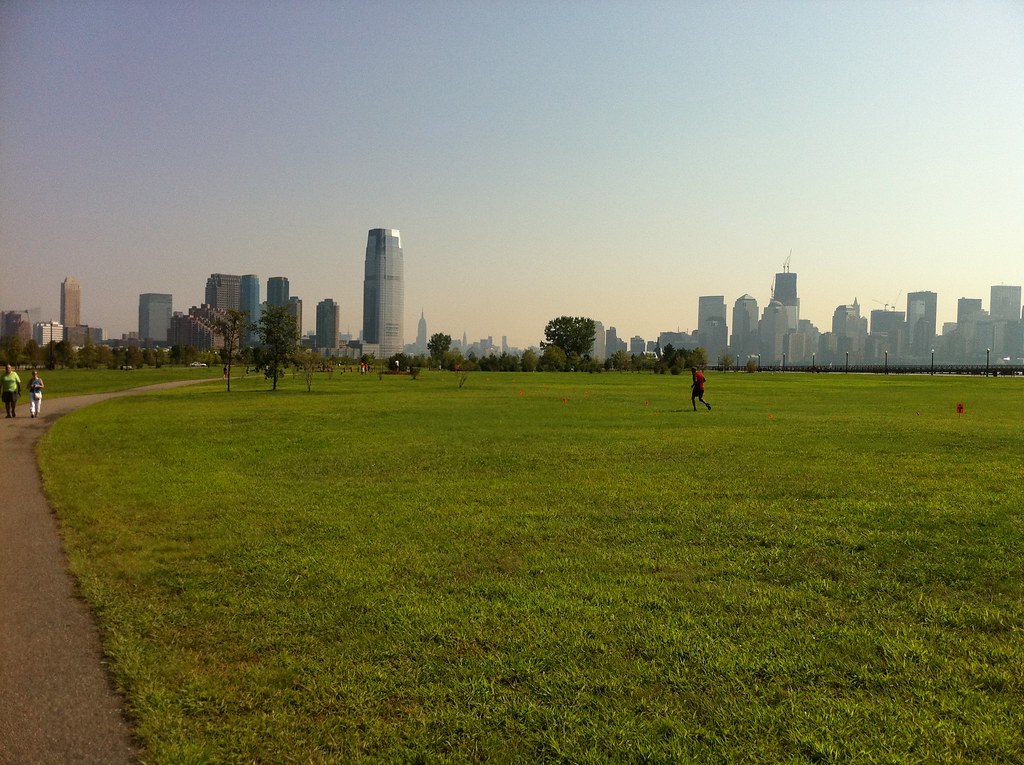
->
(61, 277), (81, 328)
(697, 295), (728, 360)
(239, 274), (261, 344)
(205, 274), (241, 310)
(361, 228), (405, 358)
(287, 296), (303, 338)
(731, 294), (759, 361)
(990, 285), (1023, 361)
(316, 299), (340, 350)
(831, 298), (868, 359)
(267, 277), (290, 307)
(773, 268), (799, 330)
(138, 293), (172, 344)
(990, 285), (1021, 321)
(906, 291), (937, 358)
(33, 321), (63, 346)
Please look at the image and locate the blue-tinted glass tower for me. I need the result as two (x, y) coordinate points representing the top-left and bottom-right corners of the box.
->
(362, 229), (404, 357)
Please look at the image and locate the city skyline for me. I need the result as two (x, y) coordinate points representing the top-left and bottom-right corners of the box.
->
(2, 2), (1022, 348)
(3, 262), (1023, 359)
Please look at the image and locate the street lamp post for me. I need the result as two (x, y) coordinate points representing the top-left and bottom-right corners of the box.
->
(884, 350), (888, 375)
(811, 352), (816, 371)
(782, 353), (786, 371)
(845, 351), (849, 373)
(986, 348), (991, 377)
(931, 349), (935, 376)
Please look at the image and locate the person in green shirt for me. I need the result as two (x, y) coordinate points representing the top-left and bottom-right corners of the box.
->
(2, 363), (22, 418)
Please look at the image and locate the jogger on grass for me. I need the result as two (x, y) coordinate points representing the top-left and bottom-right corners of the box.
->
(691, 367), (711, 411)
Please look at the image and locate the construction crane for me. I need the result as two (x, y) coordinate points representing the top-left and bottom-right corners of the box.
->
(871, 291), (903, 312)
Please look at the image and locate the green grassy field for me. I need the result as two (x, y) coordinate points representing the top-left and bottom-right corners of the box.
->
(20, 366), (218, 398)
(39, 371), (1023, 763)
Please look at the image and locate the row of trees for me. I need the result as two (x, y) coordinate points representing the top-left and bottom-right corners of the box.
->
(2, 312), (716, 386)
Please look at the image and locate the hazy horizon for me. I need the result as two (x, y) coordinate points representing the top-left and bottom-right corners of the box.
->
(2, 1), (1022, 347)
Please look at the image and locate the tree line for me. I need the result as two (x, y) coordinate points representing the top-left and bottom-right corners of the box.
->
(0, 312), (716, 387)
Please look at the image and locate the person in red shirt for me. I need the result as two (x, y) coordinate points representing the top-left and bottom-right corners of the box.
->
(691, 367), (711, 411)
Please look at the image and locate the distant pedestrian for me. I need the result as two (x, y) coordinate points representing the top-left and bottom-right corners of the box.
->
(28, 370), (44, 418)
(2, 363), (22, 418)
(691, 367), (711, 411)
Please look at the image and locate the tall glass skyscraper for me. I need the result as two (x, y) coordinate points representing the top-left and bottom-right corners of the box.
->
(316, 298), (340, 350)
(267, 277), (290, 307)
(362, 228), (404, 357)
(138, 293), (172, 344)
(240, 274), (261, 345)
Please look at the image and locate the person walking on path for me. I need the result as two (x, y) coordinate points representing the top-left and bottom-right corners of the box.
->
(27, 369), (45, 418)
(691, 366), (711, 411)
(2, 363), (21, 418)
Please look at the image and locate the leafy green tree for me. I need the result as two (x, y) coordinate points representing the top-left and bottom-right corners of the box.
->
(125, 345), (144, 368)
(54, 340), (75, 368)
(256, 304), (299, 391)
(539, 345), (567, 371)
(690, 347), (708, 369)
(213, 309), (250, 391)
(427, 333), (452, 363)
(388, 353), (412, 372)
(606, 350), (631, 371)
(542, 316), (596, 360)
(1, 334), (21, 366)
(720, 353), (733, 371)
(521, 348), (539, 372)
(22, 339), (42, 367)
(79, 335), (98, 369)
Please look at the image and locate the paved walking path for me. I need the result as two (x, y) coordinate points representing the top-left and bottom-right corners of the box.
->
(1, 379), (214, 765)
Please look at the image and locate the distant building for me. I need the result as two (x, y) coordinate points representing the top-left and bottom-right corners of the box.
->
(831, 298), (868, 361)
(591, 320), (606, 361)
(204, 274), (241, 310)
(362, 228), (404, 358)
(758, 300), (788, 363)
(267, 276), (290, 308)
(868, 308), (905, 361)
(415, 311), (428, 356)
(629, 335), (646, 356)
(697, 295), (728, 360)
(288, 296), (303, 338)
(138, 293), (172, 344)
(605, 326), (626, 356)
(906, 291), (937, 358)
(170, 305), (226, 351)
(316, 299), (340, 351)
(1, 311), (33, 344)
(773, 269), (799, 330)
(990, 285), (1023, 361)
(61, 277), (81, 329)
(990, 285), (1022, 321)
(240, 274), (261, 345)
(33, 321), (63, 346)
(731, 294), (759, 361)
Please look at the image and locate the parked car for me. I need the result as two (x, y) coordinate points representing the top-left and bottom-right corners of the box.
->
(189, 361), (208, 367)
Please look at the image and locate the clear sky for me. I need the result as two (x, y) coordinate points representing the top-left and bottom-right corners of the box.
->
(2, 0), (1022, 349)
